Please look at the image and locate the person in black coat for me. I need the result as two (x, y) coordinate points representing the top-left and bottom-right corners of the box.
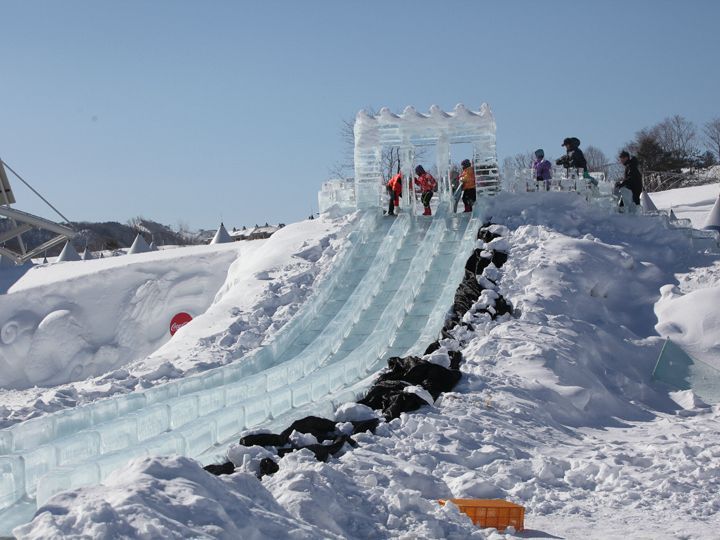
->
(615, 150), (643, 205)
(555, 137), (588, 173)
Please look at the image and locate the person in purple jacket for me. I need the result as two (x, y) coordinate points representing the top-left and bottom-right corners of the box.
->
(532, 149), (552, 191)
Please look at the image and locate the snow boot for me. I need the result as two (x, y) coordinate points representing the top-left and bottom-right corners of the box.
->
(463, 203), (472, 213)
(423, 207), (432, 216)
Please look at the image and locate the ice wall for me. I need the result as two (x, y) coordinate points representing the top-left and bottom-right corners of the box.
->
(353, 104), (497, 209)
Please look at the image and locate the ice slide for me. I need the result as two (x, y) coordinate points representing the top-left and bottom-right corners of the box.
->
(0, 208), (480, 532)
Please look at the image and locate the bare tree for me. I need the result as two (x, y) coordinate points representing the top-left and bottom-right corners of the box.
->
(501, 151), (536, 191)
(703, 118), (720, 162)
(584, 145), (609, 177)
(652, 115), (699, 160)
(501, 151), (535, 176)
(328, 118), (356, 180)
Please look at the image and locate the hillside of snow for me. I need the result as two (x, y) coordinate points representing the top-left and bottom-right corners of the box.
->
(5, 186), (720, 539)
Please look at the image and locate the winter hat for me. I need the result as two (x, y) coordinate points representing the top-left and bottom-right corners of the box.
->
(461, 159), (471, 169)
(534, 149), (544, 159)
(415, 165), (425, 175)
(619, 150), (630, 159)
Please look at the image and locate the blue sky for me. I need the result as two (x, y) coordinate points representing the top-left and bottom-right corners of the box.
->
(1, 0), (719, 229)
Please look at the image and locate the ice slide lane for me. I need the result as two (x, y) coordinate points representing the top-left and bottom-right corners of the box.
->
(0, 209), (480, 531)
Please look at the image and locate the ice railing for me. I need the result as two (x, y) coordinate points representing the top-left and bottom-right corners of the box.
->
(318, 179), (356, 215)
(9, 211), (425, 507)
(509, 167), (606, 194)
(0, 210), (396, 508)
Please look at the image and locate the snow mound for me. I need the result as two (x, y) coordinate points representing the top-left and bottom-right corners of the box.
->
(14, 456), (330, 539)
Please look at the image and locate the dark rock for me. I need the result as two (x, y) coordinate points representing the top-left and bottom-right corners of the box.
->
(491, 251), (508, 268)
(204, 461), (235, 476)
(239, 433), (288, 448)
(351, 418), (380, 435)
(424, 341), (441, 355)
(280, 416), (338, 441)
(258, 457), (279, 478)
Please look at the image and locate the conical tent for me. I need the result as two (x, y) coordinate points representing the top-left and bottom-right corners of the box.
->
(640, 191), (658, 213)
(127, 234), (151, 254)
(148, 241), (158, 251)
(57, 241), (81, 262)
(210, 222), (233, 244)
(669, 209), (678, 220)
(703, 194), (720, 232)
(81, 249), (94, 260)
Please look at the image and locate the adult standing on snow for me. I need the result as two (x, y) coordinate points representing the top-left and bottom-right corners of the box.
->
(414, 165), (437, 216)
(531, 149), (552, 191)
(556, 137), (588, 174)
(386, 172), (402, 216)
(459, 159), (476, 212)
(615, 150), (643, 212)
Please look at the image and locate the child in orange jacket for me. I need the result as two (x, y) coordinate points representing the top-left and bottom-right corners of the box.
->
(459, 159), (476, 213)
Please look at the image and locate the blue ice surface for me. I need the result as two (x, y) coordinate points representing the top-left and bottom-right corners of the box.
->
(652, 338), (720, 404)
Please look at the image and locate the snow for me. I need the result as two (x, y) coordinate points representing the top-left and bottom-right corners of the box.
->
(6, 184), (720, 538)
(650, 182), (720, 228)
(13, 456), (331, 539)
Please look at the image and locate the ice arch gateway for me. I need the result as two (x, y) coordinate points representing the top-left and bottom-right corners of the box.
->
(353, 104), (499, 213)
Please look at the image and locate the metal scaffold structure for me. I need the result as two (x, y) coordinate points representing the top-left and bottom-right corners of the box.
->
(0, 157), (74, 264)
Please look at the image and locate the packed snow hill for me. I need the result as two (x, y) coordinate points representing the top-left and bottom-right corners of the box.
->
(1, 183), (719, 539)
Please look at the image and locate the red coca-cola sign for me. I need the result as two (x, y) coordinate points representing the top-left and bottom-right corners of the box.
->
(170, 312), (193, 336)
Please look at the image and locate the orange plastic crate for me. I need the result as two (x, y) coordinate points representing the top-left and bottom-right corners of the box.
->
(438, 499), (525, 531)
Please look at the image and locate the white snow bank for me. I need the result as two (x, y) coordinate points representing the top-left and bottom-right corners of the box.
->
(14, 456), (331, 539)
(0, 242), (244, 390)
(655, 281), (720, 368)
(650, 182), (720, 228)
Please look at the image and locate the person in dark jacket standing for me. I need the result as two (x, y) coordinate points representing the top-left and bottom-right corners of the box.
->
(615, 150), (643, 211)
(555, 137), (588, 173)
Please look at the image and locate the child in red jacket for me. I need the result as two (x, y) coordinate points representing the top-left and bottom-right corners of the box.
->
(386, 172), (402, 216)
(414, 165), (437, 216)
